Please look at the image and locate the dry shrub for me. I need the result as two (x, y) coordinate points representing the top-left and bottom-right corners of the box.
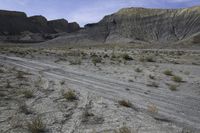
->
(92, 56), (102, 66)
(118, 100), (132, 108)
(147, 103), (158, 114)
(163, 70), (173, 76)
(27, 116), (46, 133)
(172, 75), (182, 82)
(63, 90), (77, 101)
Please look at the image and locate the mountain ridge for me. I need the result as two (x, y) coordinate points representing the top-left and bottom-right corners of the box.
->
(0, 9), (80, 42)
(44, 6), (200, 47)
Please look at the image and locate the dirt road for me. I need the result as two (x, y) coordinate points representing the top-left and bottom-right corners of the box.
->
(0, 55), (200, 131)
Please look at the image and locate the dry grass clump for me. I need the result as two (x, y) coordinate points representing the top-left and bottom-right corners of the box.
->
(16, 71), (25, 79)
(163, 70), (173, 76)
(103, 54), (109, 58)
(147, 103), (158, 114)
(35, 76), (43, 87)
(118, 100), (132, 108)
(60, 80), (65, 85)
(18, 102), (32, 115)
(139, 55), (155, 62)
(66, 50), (81, 57)
(169, 84), (178, 91)
(135, 68), (142, 73)
(128, 79), (134, 82)
(145, 56), (155, 62)
(27, 116), (46, 133)
(63, 90), (77, 101)
(16, 71), (31, 79)
(121, 53), (133, 61)
(69, 58), (81, 65)
(0, 68), (4, 73)
(114, 126), (132, 133)
(5, 79), (12, 88)
(23, 89), (34, 98)
(184, 71), (190, 75)
(172, 75), (183, 82)
(92, 56), (102, 66)
(111, 54), (117, 60)
(149, 74), (155, 80)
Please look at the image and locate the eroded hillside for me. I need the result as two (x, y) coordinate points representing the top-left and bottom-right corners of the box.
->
(46, 6), (200, 47)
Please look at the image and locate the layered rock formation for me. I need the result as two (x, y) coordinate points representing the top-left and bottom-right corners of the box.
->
(48, 19), (80, 33)
(0, 10), (80, 42)
(47, 6), (200, 46)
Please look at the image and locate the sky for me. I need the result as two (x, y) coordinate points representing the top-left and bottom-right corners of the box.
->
(0, 0), (200, 26)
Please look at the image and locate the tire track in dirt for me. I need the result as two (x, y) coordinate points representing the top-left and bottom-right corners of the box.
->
(0, 55), (200, 131)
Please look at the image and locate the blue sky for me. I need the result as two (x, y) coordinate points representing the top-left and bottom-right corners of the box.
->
(0, 0), (200, 26)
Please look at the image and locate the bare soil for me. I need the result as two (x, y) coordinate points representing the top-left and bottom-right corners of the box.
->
(0, 45), (200, 133)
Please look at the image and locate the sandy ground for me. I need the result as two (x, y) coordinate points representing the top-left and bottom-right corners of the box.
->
(0, 46), (200, 133)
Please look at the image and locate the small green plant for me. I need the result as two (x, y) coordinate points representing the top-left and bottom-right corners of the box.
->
(118, 100), (132, 108)
(27, 116), (46, 133)
(92, 56), (102, 66)
(63, 90), (77, 101)
(169, 84), (177, 91)
(172, 75), (182, 82)
(121, 53), (133, 61)
(135, 68), (142, 73)
(163, 70), (173, 76)
(23, 89), (34, 98)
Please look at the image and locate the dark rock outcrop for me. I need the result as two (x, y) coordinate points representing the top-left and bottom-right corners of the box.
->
(100, 6), (200, 43)
(48, 19), (80, 33)
(28, 15), (53, 33)
(48, 19), (69, 33)
(0, 10), (29, 35)
(68, 22), (80, 32)
(47, 6), (200, 46)
(0, 10), (80, 42)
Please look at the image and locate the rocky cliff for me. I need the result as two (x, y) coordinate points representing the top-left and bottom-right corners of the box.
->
(48, 19), (80, 33)
(0, 10), (80, 42)
(47, 6), (200, 46)
(101, 6), (200, 43)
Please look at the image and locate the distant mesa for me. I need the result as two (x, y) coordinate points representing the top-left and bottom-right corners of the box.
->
(48, 19), (80, 33)
(0, 10), (80, 42)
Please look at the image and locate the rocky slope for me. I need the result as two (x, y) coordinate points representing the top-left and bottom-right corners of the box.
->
(46, 6), (200, 46)
(0, 10), (80, 42)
